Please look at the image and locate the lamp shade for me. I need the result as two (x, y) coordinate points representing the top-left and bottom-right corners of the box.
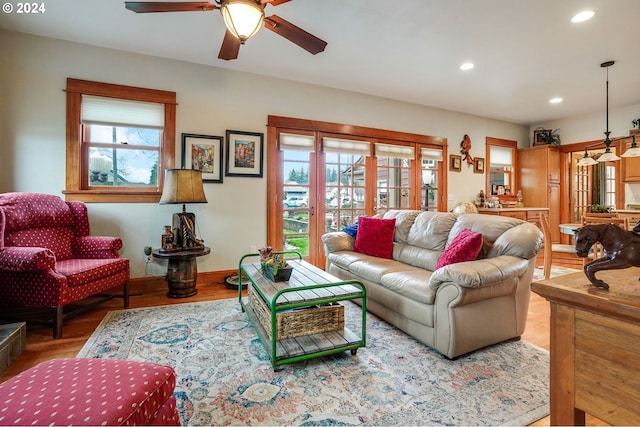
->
(221, 0), (264, 43)
(597, 151), (620, 162)
(159, 169), (207, 204)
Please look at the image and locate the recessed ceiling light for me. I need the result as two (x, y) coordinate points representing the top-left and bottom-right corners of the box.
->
(460, 62), (474, 71)
(549, 97), (563, 104)
(571, 10), (595, 23)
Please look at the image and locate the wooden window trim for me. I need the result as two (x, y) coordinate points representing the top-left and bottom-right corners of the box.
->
(64, 78), (177, 203)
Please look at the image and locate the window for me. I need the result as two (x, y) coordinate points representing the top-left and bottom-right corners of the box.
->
(65, 79), (176, 202)
(486, 137), (517, 196)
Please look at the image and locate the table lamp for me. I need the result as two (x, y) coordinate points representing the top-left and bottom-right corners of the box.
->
(159, 169), (207, 251)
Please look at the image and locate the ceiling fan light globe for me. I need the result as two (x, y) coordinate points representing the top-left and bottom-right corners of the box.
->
(221, 0), (264, 43)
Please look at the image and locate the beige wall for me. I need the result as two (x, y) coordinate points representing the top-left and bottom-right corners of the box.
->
(1, 29), (532, 277)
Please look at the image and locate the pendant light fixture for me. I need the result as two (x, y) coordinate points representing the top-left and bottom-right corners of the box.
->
(576, 61), (638, 166)
(596, 61), (620, 163)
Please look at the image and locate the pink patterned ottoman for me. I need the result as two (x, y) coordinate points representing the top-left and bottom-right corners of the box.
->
(0, 358), (180, 426)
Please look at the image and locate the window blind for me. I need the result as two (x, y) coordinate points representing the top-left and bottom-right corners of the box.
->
(82, 95), (164, 128)
(375, 143), (415, 159)
(420, 148), (443, 161)
(278, 133), (315, 152)
(322, 138), (371, 155)
(490, 145), (513, 166)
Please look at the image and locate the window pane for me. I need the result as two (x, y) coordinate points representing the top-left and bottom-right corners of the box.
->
(325, 152), (366, 233)
(86, 124), (161, 147)
(283, 149), (310, 256)
(89, 147), (159, 187)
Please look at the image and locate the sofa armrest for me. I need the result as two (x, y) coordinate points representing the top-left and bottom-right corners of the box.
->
(74, 236), (123, 259)
(0, 246), (56, 271)
(428, 256), (531, 290)
(322, 231), (354, 254)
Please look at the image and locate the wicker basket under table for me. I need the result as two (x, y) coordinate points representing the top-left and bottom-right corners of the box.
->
(248, 284), (345, 340)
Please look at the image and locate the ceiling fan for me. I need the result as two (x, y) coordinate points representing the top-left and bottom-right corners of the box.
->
(124, 0), (327, 60)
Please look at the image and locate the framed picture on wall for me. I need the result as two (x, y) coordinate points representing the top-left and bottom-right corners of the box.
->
(533, 129), (551, 146)
(473, 157), (485, 174)
(181, 133), (223, 183)
(225, 130), (264, 178)
(449, 154), (462, 172)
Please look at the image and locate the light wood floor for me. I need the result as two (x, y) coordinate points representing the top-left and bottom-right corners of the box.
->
(0, 260), (604, 426)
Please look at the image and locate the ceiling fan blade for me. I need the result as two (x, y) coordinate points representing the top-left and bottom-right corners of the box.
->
(125, 2), (218, 13)
(261, 0), (292, 5)
(264, 15), (327, 55)
(218, 29), (241, 60)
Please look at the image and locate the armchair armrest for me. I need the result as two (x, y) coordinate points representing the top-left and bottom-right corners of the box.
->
(429, 256), (531, 290)
(0, 246), (56, 271)
(321, 231), (354, 254)
(74, 236), (123, 259)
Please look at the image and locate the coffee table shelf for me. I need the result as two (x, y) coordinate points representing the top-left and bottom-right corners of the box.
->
(238, 252), (366, 368)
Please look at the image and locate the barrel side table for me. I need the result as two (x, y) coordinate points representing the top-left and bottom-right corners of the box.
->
(152, 247), (210, 298)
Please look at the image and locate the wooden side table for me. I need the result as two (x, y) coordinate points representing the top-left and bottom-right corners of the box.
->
(531, 267), (640, 426)
(152, 247), (210, 298)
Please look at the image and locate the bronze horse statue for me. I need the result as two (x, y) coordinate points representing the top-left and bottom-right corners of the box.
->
(574, 223), (640, 289)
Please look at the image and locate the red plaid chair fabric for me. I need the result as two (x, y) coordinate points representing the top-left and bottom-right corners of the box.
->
(0, 192), (129, 338)
(0, 358), (181, 426)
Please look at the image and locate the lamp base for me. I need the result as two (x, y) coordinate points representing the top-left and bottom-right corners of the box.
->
(171, 212), (204, 250)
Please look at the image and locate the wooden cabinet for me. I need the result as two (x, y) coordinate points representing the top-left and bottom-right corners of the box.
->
(622, 138), (640, 182)
(478, 208), (548, 227)
(532, 268), (640, 426)
(518, 145), (561, 242)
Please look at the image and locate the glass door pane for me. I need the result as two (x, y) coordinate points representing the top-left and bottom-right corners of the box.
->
(282, 149), (311, 257)
(420, 158), (439, 211)
(376, 157), (411, 213)
(324, 152), (366, 232)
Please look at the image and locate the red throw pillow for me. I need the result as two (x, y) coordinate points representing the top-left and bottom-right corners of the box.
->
(354, 216), (396, 259)
(435, 228), (483, 269)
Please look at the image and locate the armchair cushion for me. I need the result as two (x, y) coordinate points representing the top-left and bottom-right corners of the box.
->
(6, 227), (74, 260)
(56, 258), (129, 287)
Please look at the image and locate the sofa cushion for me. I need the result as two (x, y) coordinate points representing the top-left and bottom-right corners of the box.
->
(407, 211), (458, 251)
(349, 257), (415, 283)
(393, 242), (440, 271)
(435, 228), (483, 269)
(379, 268), (436, 305)
(354, 216), (396, 259)
(382, 210), (420, 243)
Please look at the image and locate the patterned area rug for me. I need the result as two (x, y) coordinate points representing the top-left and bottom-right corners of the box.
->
(78, 298), (550, 426)
(532, 265), (580, 282)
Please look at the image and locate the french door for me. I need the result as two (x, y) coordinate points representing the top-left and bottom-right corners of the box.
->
(266, 117), (446, 268)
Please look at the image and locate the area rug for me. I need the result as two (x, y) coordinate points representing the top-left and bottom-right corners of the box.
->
(532, 265), (580, 282)
(78, 298), (550, 426)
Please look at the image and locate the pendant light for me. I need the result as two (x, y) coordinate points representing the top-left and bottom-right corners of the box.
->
(596, 61), (620, 162)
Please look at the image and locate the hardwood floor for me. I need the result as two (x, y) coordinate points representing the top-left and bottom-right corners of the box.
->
(0, 264), (604, 426)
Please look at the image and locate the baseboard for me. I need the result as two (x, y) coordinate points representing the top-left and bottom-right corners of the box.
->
(130, 269), (238, 294)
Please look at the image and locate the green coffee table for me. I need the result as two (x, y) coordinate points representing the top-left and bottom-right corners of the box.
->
(238, 251), (366, 369)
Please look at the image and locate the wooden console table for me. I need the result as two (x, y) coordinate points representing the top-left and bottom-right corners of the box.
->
(531, 268), (640, 425)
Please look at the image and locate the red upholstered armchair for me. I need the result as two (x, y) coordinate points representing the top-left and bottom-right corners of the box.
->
(0, 192), (129, 338)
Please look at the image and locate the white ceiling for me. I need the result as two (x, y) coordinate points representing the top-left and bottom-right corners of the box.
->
(2, 0), (639, 126)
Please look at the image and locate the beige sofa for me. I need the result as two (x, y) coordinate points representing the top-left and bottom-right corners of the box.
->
(322, 210), (543, 358)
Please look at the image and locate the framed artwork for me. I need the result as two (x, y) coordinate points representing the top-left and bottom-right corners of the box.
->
(449, 154), (462, 172)
(474, 157), (485, 174)
(181, 133), (223, 183)
(225, 130), (264, 178)
(533, 129), (550, 146)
